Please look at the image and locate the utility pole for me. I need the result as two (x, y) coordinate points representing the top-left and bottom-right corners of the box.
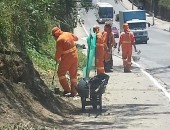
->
(152, 0), (155, 25)
(132, 0), (134, 10)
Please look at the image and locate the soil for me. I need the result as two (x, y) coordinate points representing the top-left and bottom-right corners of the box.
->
(0, 44), (110, 130)
(0, 49), (82, 129)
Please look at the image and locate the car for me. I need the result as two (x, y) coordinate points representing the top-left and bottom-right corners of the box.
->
(112, 26), (119, 38)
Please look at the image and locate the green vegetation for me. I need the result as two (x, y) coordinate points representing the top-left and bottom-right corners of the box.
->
(27, 43), (86, 71)
(159, 0), (170, 9)
(134, 0), (170, 20)
(1, 0), (170, 72)
(0, 0), (90, 72)
(78, 49), (86, 70)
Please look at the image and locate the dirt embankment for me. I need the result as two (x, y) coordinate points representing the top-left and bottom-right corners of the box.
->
(0, 50), (77, 129)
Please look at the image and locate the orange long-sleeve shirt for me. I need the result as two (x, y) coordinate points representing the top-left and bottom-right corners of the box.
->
(96, 32), (105, 60)
(119, 31), (135, 46)
(55, 32), (78, 61)
(103, 31), (115, 50)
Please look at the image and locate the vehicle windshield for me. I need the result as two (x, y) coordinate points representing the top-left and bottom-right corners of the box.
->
(128, 22), (146, 30)
(98, 7), (113, 18)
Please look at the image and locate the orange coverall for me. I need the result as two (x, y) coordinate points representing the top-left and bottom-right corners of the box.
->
(102, 21), (116, 72)
(102, 31), (115, 72)
(119, 31), (135, 72)
(96, 32), (105, 74)
(52, 27), (78, 96)
(103, 31), (115, 62)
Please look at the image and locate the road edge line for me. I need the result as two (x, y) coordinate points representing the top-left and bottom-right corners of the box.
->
(133, 61), (170, 101)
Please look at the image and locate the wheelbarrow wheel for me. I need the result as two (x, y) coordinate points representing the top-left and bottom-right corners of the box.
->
(81, 97), (86, 112)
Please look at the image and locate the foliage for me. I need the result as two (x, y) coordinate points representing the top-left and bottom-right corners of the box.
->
(0, 1), (12, 45)
(27, 48), (55, 71)
(78, 49), (86, 70)
(1, 0), (51, 52)
(139, 0), (170, 20)
(27, 47), (86, 71)
(0, 0), (81, 51)
(80, 0), (93, 12)
(0, 0), (88, 71)
(159, 0), (170, 9)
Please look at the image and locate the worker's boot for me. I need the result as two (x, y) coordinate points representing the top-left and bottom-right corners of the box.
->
(126, 64), (131, 73)
(124, 65), (128, 73)
(71, 86), (78, 97)
(123, 59), (128, 72)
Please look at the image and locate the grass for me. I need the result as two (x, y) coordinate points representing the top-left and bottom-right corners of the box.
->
(77, 49), (86, 70)
(27, 37), (86, 72)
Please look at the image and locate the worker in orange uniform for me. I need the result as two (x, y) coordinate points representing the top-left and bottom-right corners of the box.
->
(118, 23), (137, 72)
(52, 26), (78, 97)
(93, 25), (105, 74)
(103, 21), (116, 72)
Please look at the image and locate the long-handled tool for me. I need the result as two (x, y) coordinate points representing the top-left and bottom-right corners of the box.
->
(51, 62), (57, 87)
(51, 62), (61, 95)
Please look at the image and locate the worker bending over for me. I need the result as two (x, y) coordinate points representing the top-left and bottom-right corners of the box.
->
(52, 26), (78, 97)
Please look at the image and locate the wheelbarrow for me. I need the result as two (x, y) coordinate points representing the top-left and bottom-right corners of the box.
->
(77, 73), (109, 112)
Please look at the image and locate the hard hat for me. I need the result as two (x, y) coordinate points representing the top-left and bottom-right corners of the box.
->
(52, 26), (62, 37)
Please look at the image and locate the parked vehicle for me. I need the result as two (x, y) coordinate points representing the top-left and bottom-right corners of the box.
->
(119, 10), (149, 44)
(112, 26), (119, 38)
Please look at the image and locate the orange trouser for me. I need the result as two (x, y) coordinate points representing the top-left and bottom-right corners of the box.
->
(104, 50), (113, 70)
(57, 54), (78, 96)
(122, 45), (132, 71)
(96, 59), (105, 74)
(104, 51), (111, 62)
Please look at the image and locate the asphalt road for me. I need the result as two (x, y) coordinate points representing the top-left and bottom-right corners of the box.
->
(79, 0), (170, 95)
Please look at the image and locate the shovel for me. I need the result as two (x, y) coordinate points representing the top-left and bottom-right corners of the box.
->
(51, 62), (61, 95)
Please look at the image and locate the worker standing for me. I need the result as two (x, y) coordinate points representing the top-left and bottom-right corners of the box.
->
(93, 25), (105, 75)
(118, 23), (137, 72)
(52, 26), (78, 97)
(103, 21), (116, 72)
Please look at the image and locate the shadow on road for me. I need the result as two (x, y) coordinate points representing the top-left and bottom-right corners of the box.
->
(59, 103), (170, 130)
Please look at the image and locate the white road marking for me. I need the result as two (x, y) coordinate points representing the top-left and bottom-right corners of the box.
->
(81, 23), (89, 36)
(133, 61), (170, 101)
